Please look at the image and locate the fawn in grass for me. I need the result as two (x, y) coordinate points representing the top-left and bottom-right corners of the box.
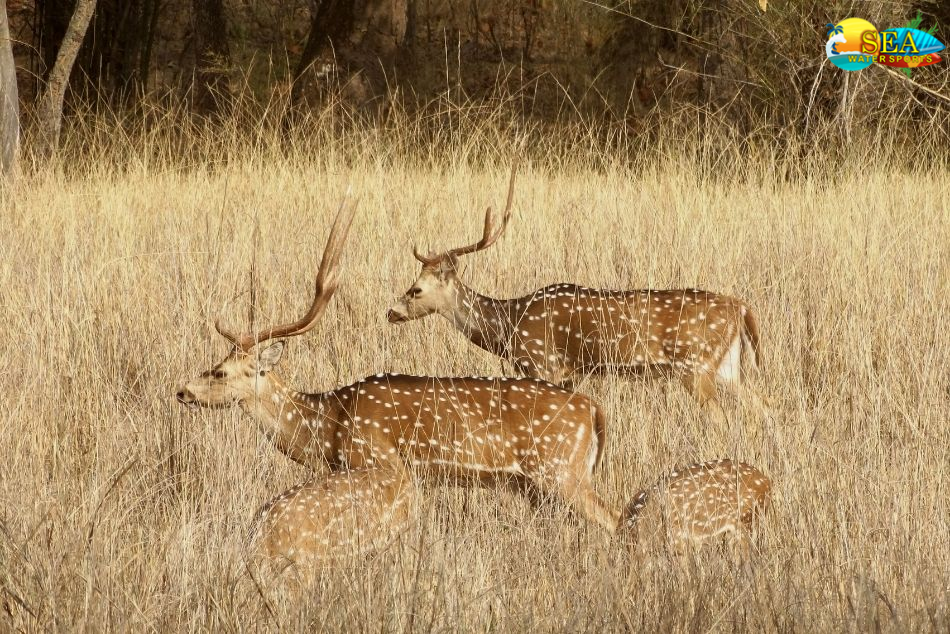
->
(619, 459), (772, 554)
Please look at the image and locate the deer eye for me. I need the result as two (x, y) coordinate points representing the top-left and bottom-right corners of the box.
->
(212, 370), (226, 380)
(408, 287), (422, 297)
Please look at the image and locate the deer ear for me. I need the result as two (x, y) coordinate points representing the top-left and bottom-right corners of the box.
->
(258, 341), (285, 372)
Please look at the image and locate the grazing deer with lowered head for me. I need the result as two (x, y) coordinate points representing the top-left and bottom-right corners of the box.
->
(176, 196), (621, 568)
(387, 166), (766, 425)
(618, 459), (771, 553)
(249, 466), (415, 568)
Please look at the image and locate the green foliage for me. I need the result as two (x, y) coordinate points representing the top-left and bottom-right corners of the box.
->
(900, 10), (940, 76)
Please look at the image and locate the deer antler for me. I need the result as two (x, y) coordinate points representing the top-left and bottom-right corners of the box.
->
(216, 193), (359, 352)
(412, 245), (442, 266)
(413, 161), (518, 264)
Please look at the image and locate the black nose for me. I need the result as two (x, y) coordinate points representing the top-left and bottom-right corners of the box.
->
(176, 390), (188, 403)
(387, 309), (406, 324)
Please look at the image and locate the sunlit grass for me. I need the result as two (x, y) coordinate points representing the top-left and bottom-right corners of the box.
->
(0, 110), (947, 630)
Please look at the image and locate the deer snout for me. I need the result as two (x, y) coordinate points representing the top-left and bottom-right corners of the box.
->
(387, 308), (408, 324)
(176, 387), (197, 406)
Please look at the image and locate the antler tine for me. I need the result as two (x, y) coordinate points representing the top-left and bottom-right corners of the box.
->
(218, 193), (359, 352)
(214, 318), (250, 350)
(447, 161), (518, 258)
(255, 195), (359, 342)
(412, 245), (442, 266)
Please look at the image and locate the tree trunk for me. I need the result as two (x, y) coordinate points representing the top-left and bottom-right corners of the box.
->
(192, 0), (231, 115)
(37, 0), (73, 82)
(292, 0), (408, 110)
(38, 0), (164, 106)
(0, 0), (19, 176)
(35, 0), (96, 160)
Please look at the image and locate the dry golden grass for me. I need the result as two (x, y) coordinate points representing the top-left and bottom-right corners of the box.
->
(0, 129), (948, 631)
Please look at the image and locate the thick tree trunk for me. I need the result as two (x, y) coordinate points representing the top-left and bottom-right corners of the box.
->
(0, 0), (18, 175)
(192, 0), (230, 115)
(35, 0), (96, 160)
(292, 0), (408, 110)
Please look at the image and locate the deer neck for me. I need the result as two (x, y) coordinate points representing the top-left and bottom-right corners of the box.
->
(444, 282), (515, 357)
(240, 374), (334, 466)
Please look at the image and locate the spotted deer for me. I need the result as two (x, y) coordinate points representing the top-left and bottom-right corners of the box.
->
(618, 459), (771, 553)
(387, 166), (766, 425)
(250, 466), (415, 567)
(176, 196), (621, 567)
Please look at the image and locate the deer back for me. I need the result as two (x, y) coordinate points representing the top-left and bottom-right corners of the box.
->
(320, 375), (606, 479)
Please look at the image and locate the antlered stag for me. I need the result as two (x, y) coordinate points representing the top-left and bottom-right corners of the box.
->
(388, 166), (766, 425)
(177, 195), (620, 566)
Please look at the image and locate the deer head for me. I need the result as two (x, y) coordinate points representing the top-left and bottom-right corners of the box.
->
(175, 341), (287, 410)
(387, 164), (517, 324)
(176, 196), (358, 409)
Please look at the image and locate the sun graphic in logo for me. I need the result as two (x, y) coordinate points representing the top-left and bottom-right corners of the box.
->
(826, 18), (877, 70)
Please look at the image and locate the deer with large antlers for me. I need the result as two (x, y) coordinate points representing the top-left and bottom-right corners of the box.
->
(176, 196), (620, 566)
(387, 166), (766, 425)
(618, 459), (771, 553)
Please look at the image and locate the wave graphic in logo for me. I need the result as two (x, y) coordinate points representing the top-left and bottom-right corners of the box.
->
(826, 18), (877, 70)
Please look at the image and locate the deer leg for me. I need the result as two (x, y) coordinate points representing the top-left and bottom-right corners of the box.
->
(715, 368), (773, 421)
(497, 473), (570, 527)
(534, 470), (619, 533)
(715, 377), (774, 448)
(573, 482), (620, 534)
(735, 528), (755, 559)
(683, 372), (728, 426)
(500, 473), (545, 507)
(739, 384), (772, 420)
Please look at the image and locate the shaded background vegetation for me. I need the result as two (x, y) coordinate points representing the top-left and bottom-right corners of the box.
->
(3, 0), (950, 165)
